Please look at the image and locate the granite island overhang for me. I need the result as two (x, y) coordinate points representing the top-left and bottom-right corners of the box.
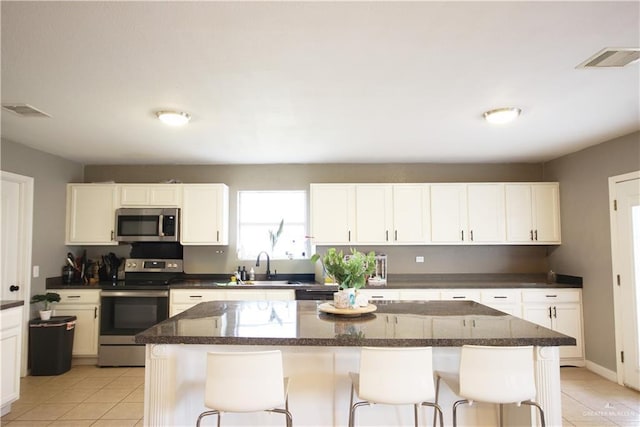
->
(135, 300), (574, 426)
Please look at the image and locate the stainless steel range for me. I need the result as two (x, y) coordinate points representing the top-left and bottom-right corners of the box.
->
(98, 258), (183, 367)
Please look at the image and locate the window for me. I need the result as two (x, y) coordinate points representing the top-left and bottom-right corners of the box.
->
(237, 191), (309, 260)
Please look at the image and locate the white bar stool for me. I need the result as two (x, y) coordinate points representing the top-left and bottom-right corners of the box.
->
(435, 345), (545, 427)
(196, 350), (292, 427)
(348, 347), (444, 427)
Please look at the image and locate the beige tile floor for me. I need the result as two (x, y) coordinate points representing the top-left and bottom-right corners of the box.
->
(1, 365), (144, 427)
(2, 365), (638, 426)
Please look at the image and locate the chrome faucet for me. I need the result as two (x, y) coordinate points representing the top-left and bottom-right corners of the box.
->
(256, 251), (271, 280)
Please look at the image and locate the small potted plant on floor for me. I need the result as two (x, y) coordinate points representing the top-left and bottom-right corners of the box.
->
(30, 292), (61, 320)
(311, 248), (376, 308)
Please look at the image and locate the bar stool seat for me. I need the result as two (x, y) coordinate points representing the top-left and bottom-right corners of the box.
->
(196, 350), (292, 427)
(435, 345), (545, 427)
(348, 347), (443, 427)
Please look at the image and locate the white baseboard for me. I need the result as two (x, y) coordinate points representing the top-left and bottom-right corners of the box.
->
(585, 359), (618, 382)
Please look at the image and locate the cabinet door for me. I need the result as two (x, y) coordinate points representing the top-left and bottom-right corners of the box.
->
(393, 184), (430, 243)
(398, 289), (440, 301)
(310, 184), (355, 244)
(120, 185), (181, 206)
(430, 184), (467, 243)
(357, 289), (400, 301)
(505, 184), (534, 243)
(66, 184), (118, 245)
(522, 305), (553, 329)
(181, 184), (229, 245)
(467, 184), (505, 243)
(554, 303), (583, 359)
(532, 184), (561, 243)
(355, 185), (393, 244)
(54, 305), (99, 356)
(1, 306), (22, 407)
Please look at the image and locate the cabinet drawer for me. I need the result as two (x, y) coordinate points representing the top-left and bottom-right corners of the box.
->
(399, 290), (440, 301)
(358, 289), (400, 301)
(53, 289), (100, 304)
(481, 289), (520, 304)
(522, 289), (580, 303)
(440, 290), (481, 301)
(170, 290), (223, 304)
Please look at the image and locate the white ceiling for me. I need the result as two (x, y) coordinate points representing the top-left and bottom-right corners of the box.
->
(1, 1), (639, 165)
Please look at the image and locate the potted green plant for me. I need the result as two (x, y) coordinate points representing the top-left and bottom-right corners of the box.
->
(311, 248), (376, 308)
(30, 292), (61, 320)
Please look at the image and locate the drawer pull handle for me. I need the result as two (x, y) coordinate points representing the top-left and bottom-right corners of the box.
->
(546, 295), (558, 298)
(190, 295), (203, 299)
(68, 295), (81, 298)
(493, 296), (507, 299)
(452, 296), (465, 299)
(371, 295), (384, 299)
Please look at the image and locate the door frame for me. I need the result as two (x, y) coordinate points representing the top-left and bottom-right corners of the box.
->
(1, 170), (34, 377)
(608, 170), (640, 386)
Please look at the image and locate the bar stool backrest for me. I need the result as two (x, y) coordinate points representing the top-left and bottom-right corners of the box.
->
(459, 345), (537, 404)
(205, 350), (286, 412)
(358, 347), (436, 405)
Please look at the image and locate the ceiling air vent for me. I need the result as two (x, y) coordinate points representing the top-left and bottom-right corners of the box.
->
(2, 103), (51, 118)
(577, 47), (640, 68)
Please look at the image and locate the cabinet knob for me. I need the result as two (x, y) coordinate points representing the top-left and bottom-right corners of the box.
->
(9, 285), (19, 292)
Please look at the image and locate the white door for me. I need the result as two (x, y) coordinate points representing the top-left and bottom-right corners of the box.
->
(1, 171), (33, 377)
(613, 177), (640, 390)
(1, 179), (22, 301)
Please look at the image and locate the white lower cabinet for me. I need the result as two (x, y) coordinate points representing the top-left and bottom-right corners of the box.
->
(356, 289), (400, 302)
(1, 305), (23, 415)
(521, 289), (584, 360)
(51, 289), (100, 357)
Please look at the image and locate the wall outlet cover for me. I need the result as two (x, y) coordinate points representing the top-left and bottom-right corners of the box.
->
(415, 256), (425, 263)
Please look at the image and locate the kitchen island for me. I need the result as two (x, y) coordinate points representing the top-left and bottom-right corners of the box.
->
(136, 300), (574, 426)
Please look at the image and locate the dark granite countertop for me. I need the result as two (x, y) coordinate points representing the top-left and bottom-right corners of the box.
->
(1, 300), (25, 310)
(135, 300), (576, 347)
(47, 273), (582, 290)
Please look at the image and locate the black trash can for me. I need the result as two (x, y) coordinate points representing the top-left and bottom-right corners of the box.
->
(29, 316), (76, 375)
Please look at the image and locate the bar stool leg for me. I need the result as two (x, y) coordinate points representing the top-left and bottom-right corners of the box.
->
(522, 401), (546, 427)
(433, 375), (441, 427)
(452, 399), (469, 427)
(422, 402), (444, 427)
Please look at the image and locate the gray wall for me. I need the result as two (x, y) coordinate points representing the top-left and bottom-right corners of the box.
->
(544, 131), (640, 372)
(84, 163), (548, 275)
(1, 138), (84, 298)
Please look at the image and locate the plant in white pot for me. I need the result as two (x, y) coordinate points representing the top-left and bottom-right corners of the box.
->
(311, 248), (376, 308)
(30, 292), (61, 320)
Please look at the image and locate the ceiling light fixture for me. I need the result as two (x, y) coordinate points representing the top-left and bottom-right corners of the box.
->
(483, 107), (521, 125)
(156, 110), (191, 126)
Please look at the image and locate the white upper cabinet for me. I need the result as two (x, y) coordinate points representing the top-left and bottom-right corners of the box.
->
(312, 184), (429, 245)
(466, 183), (506, 243)
(119, 184), (181, 207)
(181, 184), (229, 245)
(355, 184), (393, 244)
(311, 182), (559, 246)
(430, 184), (467, 243)
(310, 184), (356, 244)
(392, 184), (430, 243)
(66, 184), (119, 245)
(505, 183), (561, 244)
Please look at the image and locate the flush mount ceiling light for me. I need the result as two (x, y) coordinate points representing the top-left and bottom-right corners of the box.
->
(156, 110), (191, 126)
(483, 107), (521, 125)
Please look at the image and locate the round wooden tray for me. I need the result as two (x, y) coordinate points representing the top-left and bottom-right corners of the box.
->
(318, 302), (377, 317)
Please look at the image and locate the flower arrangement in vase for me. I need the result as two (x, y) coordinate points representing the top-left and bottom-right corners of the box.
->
(311, 248), (376, 308)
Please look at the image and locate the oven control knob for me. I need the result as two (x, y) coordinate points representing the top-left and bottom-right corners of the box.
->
(169, 263), (175, 268)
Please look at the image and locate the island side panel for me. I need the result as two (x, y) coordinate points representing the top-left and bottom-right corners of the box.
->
(535, 346), (563, 426)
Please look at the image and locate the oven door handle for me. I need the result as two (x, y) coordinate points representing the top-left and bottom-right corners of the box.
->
(101, 290), (169, 298)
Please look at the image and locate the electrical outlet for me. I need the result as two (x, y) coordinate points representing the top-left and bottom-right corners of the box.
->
(33, 265), (40, 278)
(415, 256), (424, 263)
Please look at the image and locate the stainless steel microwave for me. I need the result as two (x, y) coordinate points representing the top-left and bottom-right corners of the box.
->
(115, 208), (179, 242)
